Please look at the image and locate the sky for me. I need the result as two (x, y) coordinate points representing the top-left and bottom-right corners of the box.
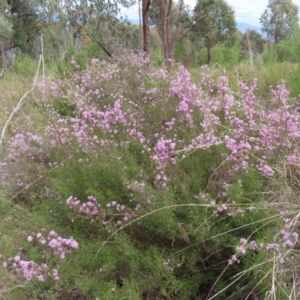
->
(122, 0), (300, 27)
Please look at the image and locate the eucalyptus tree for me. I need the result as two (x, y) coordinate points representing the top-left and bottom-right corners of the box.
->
(260, 0), (299, 43)
(6, 0), (58, 53)
(0, 0), (13, 68)
(149, 0), (200, 63)
(193, 0), (236, 65)
(58, 0), (136, 57)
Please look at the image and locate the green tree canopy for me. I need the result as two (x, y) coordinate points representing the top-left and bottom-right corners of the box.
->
(0, 13), (13, 41)
(5, 0), (59, 53)
(241, 29), (266, 55)
(0, 0), (13, 41)
(59, 0), (136, 57)
(0, 0), (13, 68)
(260, 0), (299, 43)
(193, 0), (236, 65)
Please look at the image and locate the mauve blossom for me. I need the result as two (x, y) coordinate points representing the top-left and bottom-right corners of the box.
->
(236, 246), (246, 254)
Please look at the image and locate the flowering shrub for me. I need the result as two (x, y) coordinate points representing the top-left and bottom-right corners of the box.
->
(1, 230), (78, 283)
(28, 230), (78, 259)
(1, 52), (300, 299)
(2, 256), (59, 282)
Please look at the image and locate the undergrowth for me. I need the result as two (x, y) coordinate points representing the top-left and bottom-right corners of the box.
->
(0, 51), (299, 299)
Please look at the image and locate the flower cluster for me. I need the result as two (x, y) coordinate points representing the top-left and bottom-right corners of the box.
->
(152, 138), (177, 186)
(2, 256), (59, 281)
(229, 222), (299, 265)
(28, 230), (79, 259)
(106, 200), (142, 226)
(66, 195), (101, 216)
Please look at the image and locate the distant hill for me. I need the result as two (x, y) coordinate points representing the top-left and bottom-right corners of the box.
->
(128, 19), (140, 25)
(237, 23), (262, 34)
(128, 19), (263, 35)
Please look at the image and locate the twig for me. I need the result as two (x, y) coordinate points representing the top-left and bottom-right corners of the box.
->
(247, 31), (253, 72)
(0, 68), (5, 77)
(0, 36), (44, 149)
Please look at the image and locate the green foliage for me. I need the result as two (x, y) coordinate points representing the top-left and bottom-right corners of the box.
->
(273, 29), (300, 63)
(10, 55), (38, 76)
(39, 25), (73, 64)
(289, 64), (300, 98)
(173, 39), (186, 62)
(150, 51), (164, 66)
(0, 1), (12, 41)
(49, 151), (129, 204)
(148, 0), (192, 61)
(193, 0), (237, 64)
(240, 29), (266, 56)
(55, 57), (74, 75)
(173, 38), (205, 66)
(149, 0), (191, 35)
(198, 43), (242, 68)
(52, 98), (76, 117)
(61, 0), (137, 57)
(86, 41), (107, 60)
(53, 46), (89, 75)
(260, 0), (299, 43)
(6, 0), (57, 54)
(260, 47), (278, 64)
(0, 13), (13, 42)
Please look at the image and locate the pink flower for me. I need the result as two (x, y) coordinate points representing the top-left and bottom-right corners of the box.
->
(236, 246), (246, 254)
(69, 240), (79, 249)
(228, 255), (240, 265)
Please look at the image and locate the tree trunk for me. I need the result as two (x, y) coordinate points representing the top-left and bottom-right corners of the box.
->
(1, 45), (7, 70)
(142, 0), (151, 54)
(159, 0), (173, 65)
